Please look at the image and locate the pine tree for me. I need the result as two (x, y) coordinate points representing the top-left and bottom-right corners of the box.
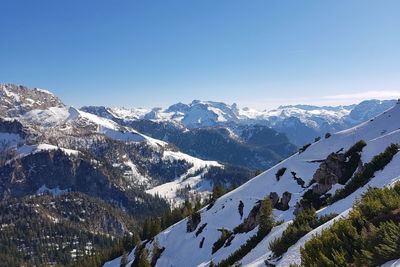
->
(138, 249), (151, 267)
(120, 252), (128, 267)
(258, 198), (273, 235)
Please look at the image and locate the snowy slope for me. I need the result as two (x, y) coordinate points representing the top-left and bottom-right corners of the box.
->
(105, 101), (400, 267)
(146, 151), (222, 206)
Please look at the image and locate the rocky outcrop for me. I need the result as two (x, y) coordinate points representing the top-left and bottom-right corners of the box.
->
(0, 84), (64, 117)
(0, 119), (28, 138)
(291, 171), (306, 188)
(295, 141), (365, 214)
(312, 153), (347, 195)
(270, 191), (292, 211)
(234, 201), (261, 233)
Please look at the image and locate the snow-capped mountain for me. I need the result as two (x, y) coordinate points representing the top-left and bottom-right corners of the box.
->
(105, 100), (400, 267)
(0, 84), (251, 208)
(98, 99), (397, 146)
(82, 106), (297, 171)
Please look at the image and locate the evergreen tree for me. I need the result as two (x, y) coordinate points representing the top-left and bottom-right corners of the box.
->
(120, 252), (128, 267)
(138, 249), (151, 267)
(258, 198), (274, 235)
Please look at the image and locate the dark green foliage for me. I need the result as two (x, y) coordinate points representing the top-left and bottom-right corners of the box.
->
(330, 144), (399, 203)
(212, 228), (233, 254)
(120, 253), (128, 267)
(138, 249), (151, 267)
(124, 120), (297, 170)
(196, 223), (208, 237)
(259, 198), (274, 235)
(0, 193), (139, 267)
(301, 189), (328, 210)
(299, 143), (311, 153)
(72, 237), (138, 267)
(212, 184), (227, 200)
(275, 167), (287, 181)
(325, 133), (331, 139)
(142, 218), (161, 240)
(344, 140), (367, 158)
(269, 209), (336, 258)
(339, 140), (367, 185)
(206, 184), (231, 210)
(314, 136), (321, 142)
(224, 235), (235, 247)
(0, 146), (170, 217)
(187, 211), (201, 232)
(142, 198), (204, 240)
(150, 240), (165, 267)
(216, 198), (274, 267)
(203, 165), (253, 192)
(301, 184), (400, 266)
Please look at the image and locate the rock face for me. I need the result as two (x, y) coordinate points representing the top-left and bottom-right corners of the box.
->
(236, 201), (261, 233)
(294, 142), (365, 214)
(270, 191), (292, 211)
(312, 153), (347, 195)
(0, 84), (64, 117)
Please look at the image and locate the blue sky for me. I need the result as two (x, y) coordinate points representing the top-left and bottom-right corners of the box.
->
(1, 0), (399, 109)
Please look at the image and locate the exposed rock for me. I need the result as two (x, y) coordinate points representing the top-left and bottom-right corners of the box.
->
(270, 191), (291, 211)
(238, 200), (244, 219)
(234, 201), (261, 233)
(0, 84), (64, 117)
(291, 171), (306, 188)
(199, 237), (205, 248)
(279, 191), (292, 211)
(275, 167), (287, 181)
(295, 142), (365, 214)
(312, 153), (346, 195)
(269, 192), (279, 207)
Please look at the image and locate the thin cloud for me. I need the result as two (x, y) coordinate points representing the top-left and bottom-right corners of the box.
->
(322, 91), (400, 100)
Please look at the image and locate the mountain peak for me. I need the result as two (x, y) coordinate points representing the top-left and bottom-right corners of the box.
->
(0, 84), (64, 117)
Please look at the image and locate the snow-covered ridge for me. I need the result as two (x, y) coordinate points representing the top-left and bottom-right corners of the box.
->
(106, 99), (396, 128)
(101, 99), (397, 146)
(105, 101), (400, 267)
(0, 84), (229, 203)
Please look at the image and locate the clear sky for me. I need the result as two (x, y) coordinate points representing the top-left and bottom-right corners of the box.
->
(1, 0), (399, 109)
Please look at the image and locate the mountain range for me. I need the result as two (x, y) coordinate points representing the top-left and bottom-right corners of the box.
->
(105, 97), (400, 267)
(85, 99), (396, 147)
(0, 83), (399, 266)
